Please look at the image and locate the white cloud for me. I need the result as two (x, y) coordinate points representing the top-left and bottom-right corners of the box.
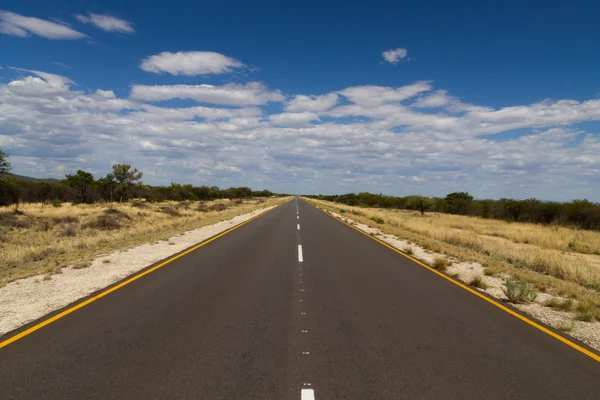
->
(140, 51), (244, 76)
(412, 90), (453, 108)
(75, 13), (135, 34)
(0, 10), (85, 39)
(382, 48), (408, 64)
(337, 81), (432, 107)
(270, 112), (320, 127)
(130, 82), (284, 106)
(1, 69), (600, 200)
(285, 93), (338, 113)
(10, 68), (74, 87)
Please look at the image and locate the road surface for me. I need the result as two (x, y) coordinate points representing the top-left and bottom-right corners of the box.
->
(1, 198), (599, 399)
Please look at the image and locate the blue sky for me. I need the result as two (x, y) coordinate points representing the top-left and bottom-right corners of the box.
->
(1, 1), (599, 200)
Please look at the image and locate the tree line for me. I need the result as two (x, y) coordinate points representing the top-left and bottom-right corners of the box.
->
(306, 191), (600, 230)
(0, 150), (274, 206)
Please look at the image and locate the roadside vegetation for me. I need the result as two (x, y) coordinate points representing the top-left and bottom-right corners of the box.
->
(307, 191), (600, 231)
(0, 198), (283, 285)
(0, 149), (286, 285)
(306, 198), (600, 323)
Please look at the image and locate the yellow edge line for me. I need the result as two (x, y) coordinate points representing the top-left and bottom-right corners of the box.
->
(0, 204), (280, 349)
(309, 202), (600, 363)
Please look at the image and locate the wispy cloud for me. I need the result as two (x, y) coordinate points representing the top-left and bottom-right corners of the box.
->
(130, 82), (284, 106)
(75, 13), (135, 34)
(382, 48), (409, 64)
(0, 10), (85, 40)
(140, 51), (245, 76)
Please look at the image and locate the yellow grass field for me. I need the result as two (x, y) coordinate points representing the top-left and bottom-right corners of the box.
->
(0, 198), (286, 285)
(306, 198), (600, 316)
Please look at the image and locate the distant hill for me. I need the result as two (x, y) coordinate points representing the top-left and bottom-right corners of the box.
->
(3, 173), (61, 183)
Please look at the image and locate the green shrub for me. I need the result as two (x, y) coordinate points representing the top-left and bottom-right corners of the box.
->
(504, 278), (538, 303)
(51, 200), (62, 208)
(370, 217), (384, 224)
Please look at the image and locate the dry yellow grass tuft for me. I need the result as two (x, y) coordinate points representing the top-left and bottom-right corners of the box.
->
(0, 198), (285, 285)
(306, 198), (600, 309)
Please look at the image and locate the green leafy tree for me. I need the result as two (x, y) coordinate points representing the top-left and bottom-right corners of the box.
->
(111, 164), (143, 201)
(0, 149), (11, 175)
(444, 192), (474, 215)
(97, 174), (118, 202)
(405, 195), (432, 216)
(65, 170), (95, 203)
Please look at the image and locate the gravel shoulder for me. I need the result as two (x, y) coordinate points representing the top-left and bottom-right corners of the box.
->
(0, 205), (275, 337)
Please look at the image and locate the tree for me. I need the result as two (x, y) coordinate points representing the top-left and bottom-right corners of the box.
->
(111, 164), (143, 201)
(97, 174), (117, 202)
(444, 192), (474, 215)
(65, 170), (95, 203)
(0, 149), (11, 175)
(405, 195), (432, 216)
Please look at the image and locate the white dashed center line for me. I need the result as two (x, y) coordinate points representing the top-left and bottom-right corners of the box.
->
(297, 215), (300, 219)
(297, 224), (300, 230)
(301, 388), (315, 400)
(298, 245), (303, 262)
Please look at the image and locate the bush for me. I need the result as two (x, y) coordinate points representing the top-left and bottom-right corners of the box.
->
(370, 216), (384, 224)
(543, 298), (574, 311)
(575, 301), (600, 322)
(432, 257), (448, 271)
(468, 275), (488, 289)
(403, 246), (414, 255)
(234, 199), (244, 205)
(51, 200), (62, 208)
(60, 226), (77, 237)
(82, 215), (121, 230)
(504, 278), (538, 303)
(197, 203), (209, 212)
(159, 206), (180, 217)
(103, 208), (131, 220)
(131, 200), (149, 209)
(209, 203), (228, 212)
(52, 216), (79, 224)
(0, 212), (30, 228)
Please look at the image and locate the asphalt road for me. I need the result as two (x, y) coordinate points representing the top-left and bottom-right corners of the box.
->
(1, 198), (600, 399)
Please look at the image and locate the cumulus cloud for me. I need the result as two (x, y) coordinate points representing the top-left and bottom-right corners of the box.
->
(1, 69), (600, 200)
(0, 10), (85, 39)
(269, 112), (320, 127)
(382, 48), (408, 64)
(75, 13), (135, 33)
(285, 94), (338, 113)
(130, 82), (284, 106)
(140, 51), (245, 76)
(337, 81), (432, 107)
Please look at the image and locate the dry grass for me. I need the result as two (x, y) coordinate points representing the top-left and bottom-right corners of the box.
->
(307, 198), (600, 309)
(0, 197), (285, 285)
(432, 257), (449, 271)
(468, 275), (488, 289)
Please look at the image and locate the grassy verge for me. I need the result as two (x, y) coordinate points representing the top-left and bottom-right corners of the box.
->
(305, 198), (600, 321)
(0, 197), (287, 285)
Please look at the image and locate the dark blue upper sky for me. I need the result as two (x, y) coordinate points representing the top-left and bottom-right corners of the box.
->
(3, 0), (599, 103)
(1, 0), (599, 200)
